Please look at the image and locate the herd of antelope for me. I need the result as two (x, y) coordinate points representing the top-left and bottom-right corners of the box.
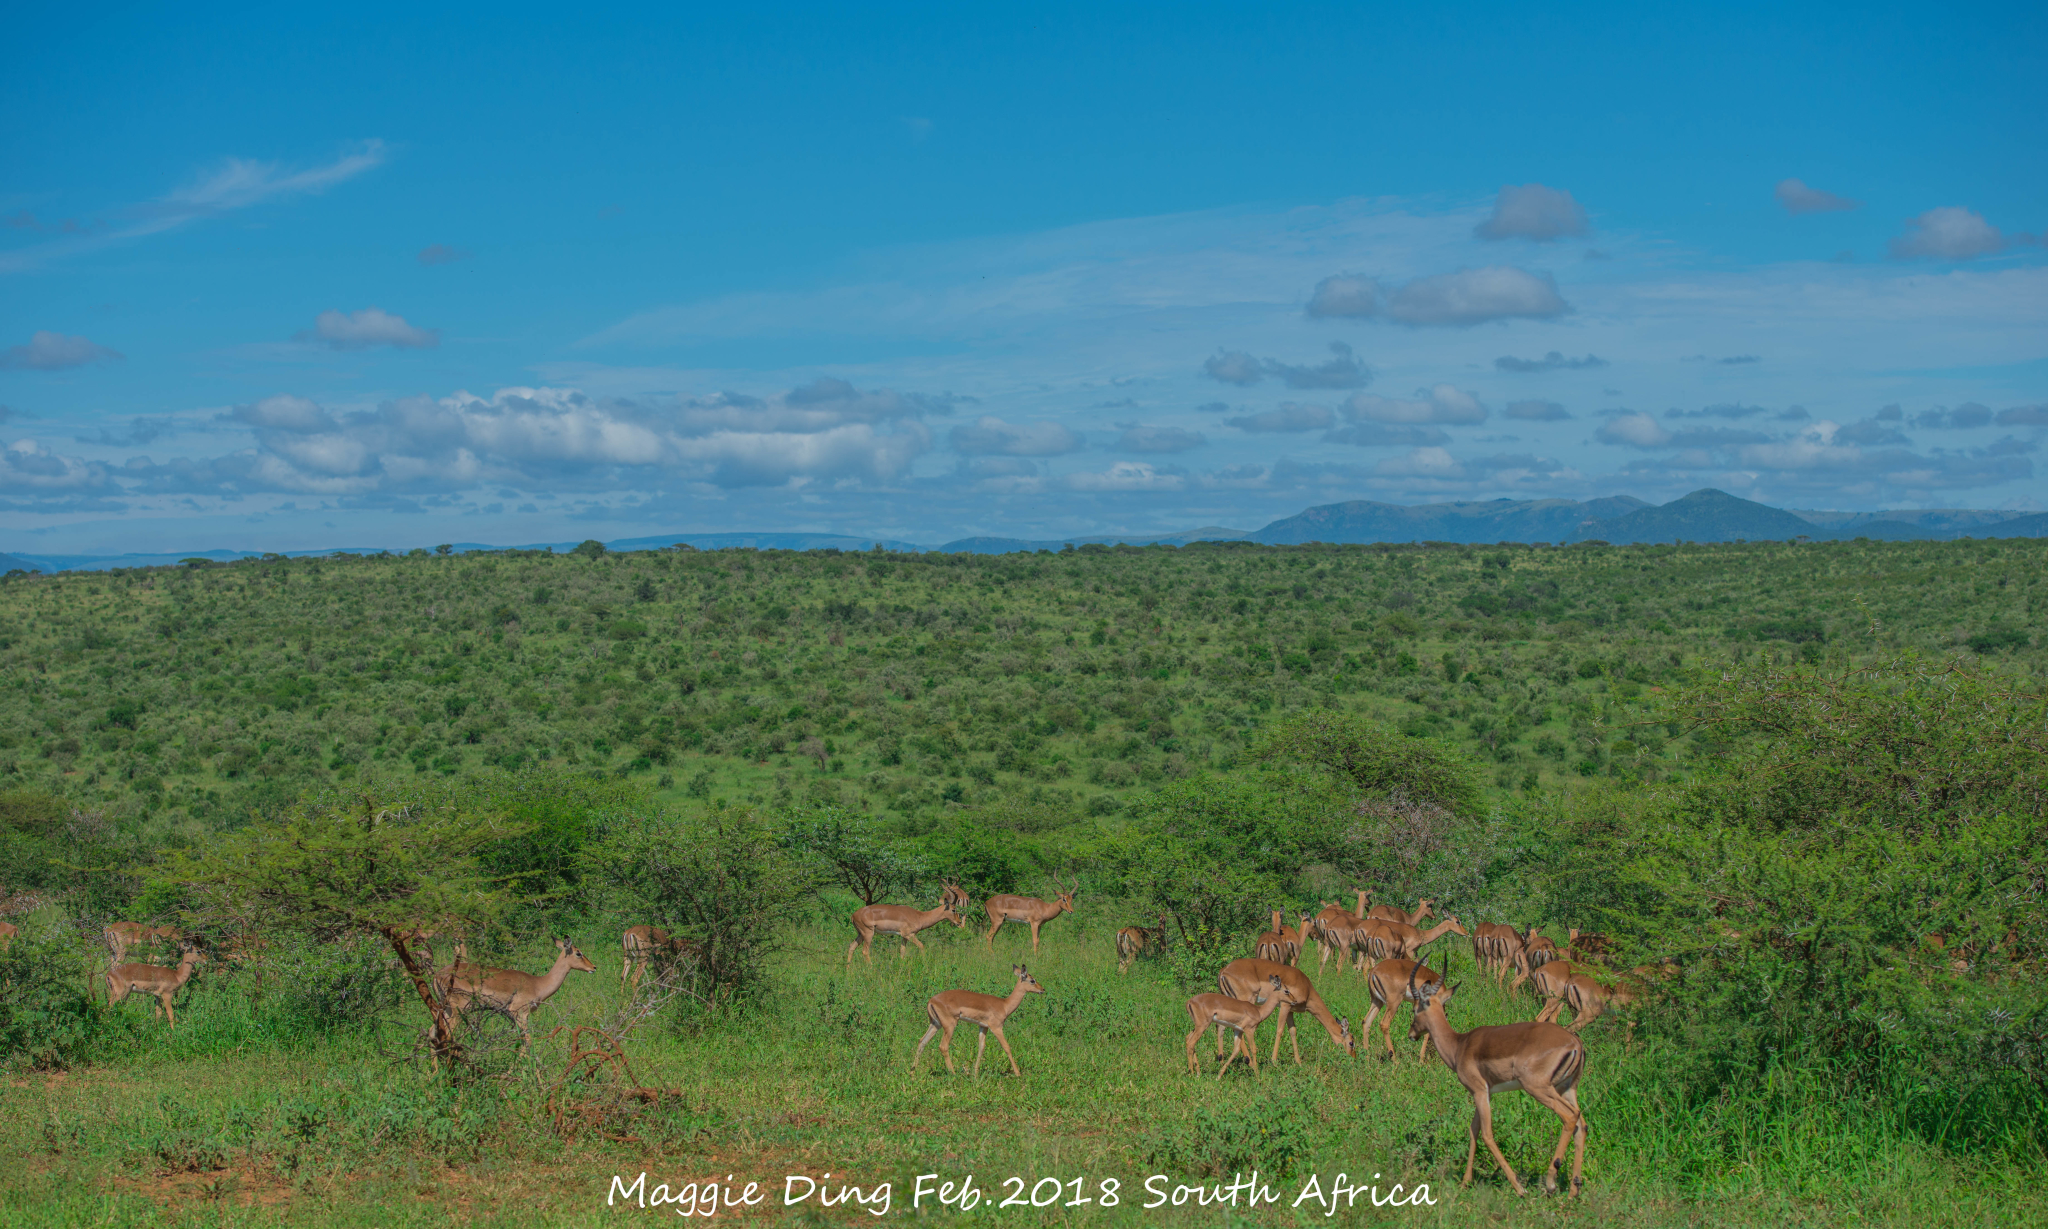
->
(69, 874), (1658, 1199)
(865, 882), (1670, 1199)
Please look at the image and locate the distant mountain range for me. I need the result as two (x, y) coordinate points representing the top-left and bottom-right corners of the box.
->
(5, 490), (2044, 573)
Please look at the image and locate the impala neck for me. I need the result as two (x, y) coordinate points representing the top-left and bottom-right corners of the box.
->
(996, 981), (1032, 1021)
(1271, 909), (1283, 933)
(918, 904), (953, 929)
(1354, 890), (1368, 917)
(1420, 919), (1459, 943)
(1413, 1000), (1465, 1071)
(533, 949), (577, 1000)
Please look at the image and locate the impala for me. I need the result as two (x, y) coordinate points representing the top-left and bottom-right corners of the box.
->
(913, 963), (1044, 1077)
(1308, 890), (1369, 959)
(1115, 918), (1167, 973)
(1407, 977), (1590, 1198)
(1185, 974), (1303, 1078)
(1367, 897), (1434, 927)
(1472, 921), (1522, 979)
(622, 925), (706, 989)
(104, 921), (177, 967)
(106, 945), (206, 1026)
(1508, 928), (1563, 993)
(436, 937), (598, 1054)
(1254, 909), (1309, 965)
(1358, 916), (1468, 972)
(1358, 957), (1445, 1062)
(983, 882), (1076, 952)
(0, 920), (15, 950)
(1524, 958), (1602, 1019)
(941, 881), (973, 912)
(845, 898), (964, 964)
(1538, 969), (1641, 1041)
(1563, 928), (1615, 965)
(1216, 958), (1355, 1064)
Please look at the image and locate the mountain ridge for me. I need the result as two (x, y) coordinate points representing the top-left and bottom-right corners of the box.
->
(6, 493), (2044, 572)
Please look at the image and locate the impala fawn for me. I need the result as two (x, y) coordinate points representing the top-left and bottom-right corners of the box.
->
(1184, 974), (1303, 1078)
(914, 964), (1045, 1076)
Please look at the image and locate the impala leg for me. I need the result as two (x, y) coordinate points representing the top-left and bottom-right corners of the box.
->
(1464, 1107), (1481, 1187)
(1217, 1033), (1242, 1079)
(972, 1027), (989, 1077)
(985, 918), (1004, 949)
(991, 1025), (1021, 1076)
(914, 1024), (940, 1070)
(1565, 1088), (1588, 1196)
(1028, 922), (1041, 953)
(1526, 1086), (1581, 1196)
(1185, 1024), (1202, 1074)
(1473, 1092), (1527, 1196)
(1244, 1031), (1260, 1075)
(1214, 1020), (1229, 1060)
(1358, 1003), (1383, 1058)
(904, 932), (926, 956)
(1269, 1004), (1287, 1064)
(1535, 996), (1562, 1024)
(940, 1022), (958, 1074)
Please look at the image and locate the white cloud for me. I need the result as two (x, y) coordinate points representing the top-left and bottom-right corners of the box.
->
(0, 330), (124, 370)
(1343, 384), (1487, 425)
(297, 307), (440, 351)
(229, 394), (338, 433)
(1474, 184), (1589, 241)
(1888, 207), (2010, 261)
(1304, 274), (1380, 318)
(1594, 412), (1673, 447)
(1384, 266), (1571, 326)
(1265, 341), (1371, 389)
(1063, 461), (1185, 491)
(1774, 178), (1859, 215)
(0, 438), (113, 490)
(1495, 351), (1605, 373)
(1505, 399), (1570, 421)
(947, 416), (1083, 456)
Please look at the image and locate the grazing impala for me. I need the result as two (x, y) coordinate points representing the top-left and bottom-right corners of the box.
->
(106, 945), (206, 1026)
(914, 964), (1045, 1077)
(1539, 969), (1641, 1042)
(1115, 918), (1167, 973)
(622, 925), (705, 990)
(1216, 958), (1355, 1064)
(1472, 921), (1522, 980)
(1407, 977), (1590, 1198)
(983, 882), (1076, 952)
(436, 937), (598, 1054)
(1358, 957), (1445, 1062)
(845, 897), (964, 964)
(1356, 916), (1467, 973)
(1185, 974), (1303, 1078)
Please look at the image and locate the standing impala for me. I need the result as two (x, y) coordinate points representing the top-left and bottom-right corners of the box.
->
(1185, 974), (1302, 1078)
(104, 921), (178, 967)
(106, 944), (206, 1026)
(913, 963), (1045, 1077)
(1381, 915), (1469, 962)
(1254, 909), (1310, 965)
(983, 882), (1076, 952)
(1472, 921), (1522, 980)
(1508, 928), (1563, 993)
(1358, 957), (1445, 1063)
(1216, 958), (1355, 1064)
(1308, 890), (1369, 960)
(621, 925), (705, 990)
(435, 937), (598, 1054)
(845, 897), (964, 964)
(1407, 977), (1590, 1198)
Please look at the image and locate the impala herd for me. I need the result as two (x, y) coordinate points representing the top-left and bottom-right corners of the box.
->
(67, 878), (1653, 1199)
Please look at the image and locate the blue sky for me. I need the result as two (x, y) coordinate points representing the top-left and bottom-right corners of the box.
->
(4, 1), (2044, 552)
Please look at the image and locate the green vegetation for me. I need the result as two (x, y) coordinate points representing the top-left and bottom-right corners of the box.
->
(0, 537), (2042, 1225)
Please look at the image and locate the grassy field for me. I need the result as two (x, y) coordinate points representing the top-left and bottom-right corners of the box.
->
(4, 894), (2040, 1227)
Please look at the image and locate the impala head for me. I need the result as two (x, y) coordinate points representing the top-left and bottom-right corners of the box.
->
(557, 937), (599, 973)
(1055, 891), (1076, 914)
(1444, 914), (1469, 937)
(941, 906), (965, 928)
(1012, 964), (1045, 994)
(1271, 973), (1305, 1005)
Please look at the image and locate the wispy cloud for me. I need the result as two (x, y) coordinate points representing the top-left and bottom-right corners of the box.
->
(0, 331), (123, 370)
(0, 140), (386, 273)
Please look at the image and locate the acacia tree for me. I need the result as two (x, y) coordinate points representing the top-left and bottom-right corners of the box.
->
(161, 788), (529, 1066)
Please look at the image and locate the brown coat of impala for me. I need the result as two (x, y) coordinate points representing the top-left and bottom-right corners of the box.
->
(983, 887), (1075, 952)
(1538, 969), (1640, 1040)
(437, 937), (598, 1053)
(1253, 909), (1310, 965)
(914, 963), (1044, 1076)
(0, 920), (16, 950)
(940, 881), (973, 912)
(845, 899), (963, 963)
(1472, 921), (1522, 979)
(1184, 974), (1302, 1078)
(1408, 979), (1589, 1197)
(1307, 889), (1369, 954)
(1358, 957), (1445, 1062)
(1115, 918), (1166, 973)
(1356, 916), (1468, 972)
(1215, 958), (1355, 1064)
(621, 925), (704, 990)
(106, 946), (206, 1026)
